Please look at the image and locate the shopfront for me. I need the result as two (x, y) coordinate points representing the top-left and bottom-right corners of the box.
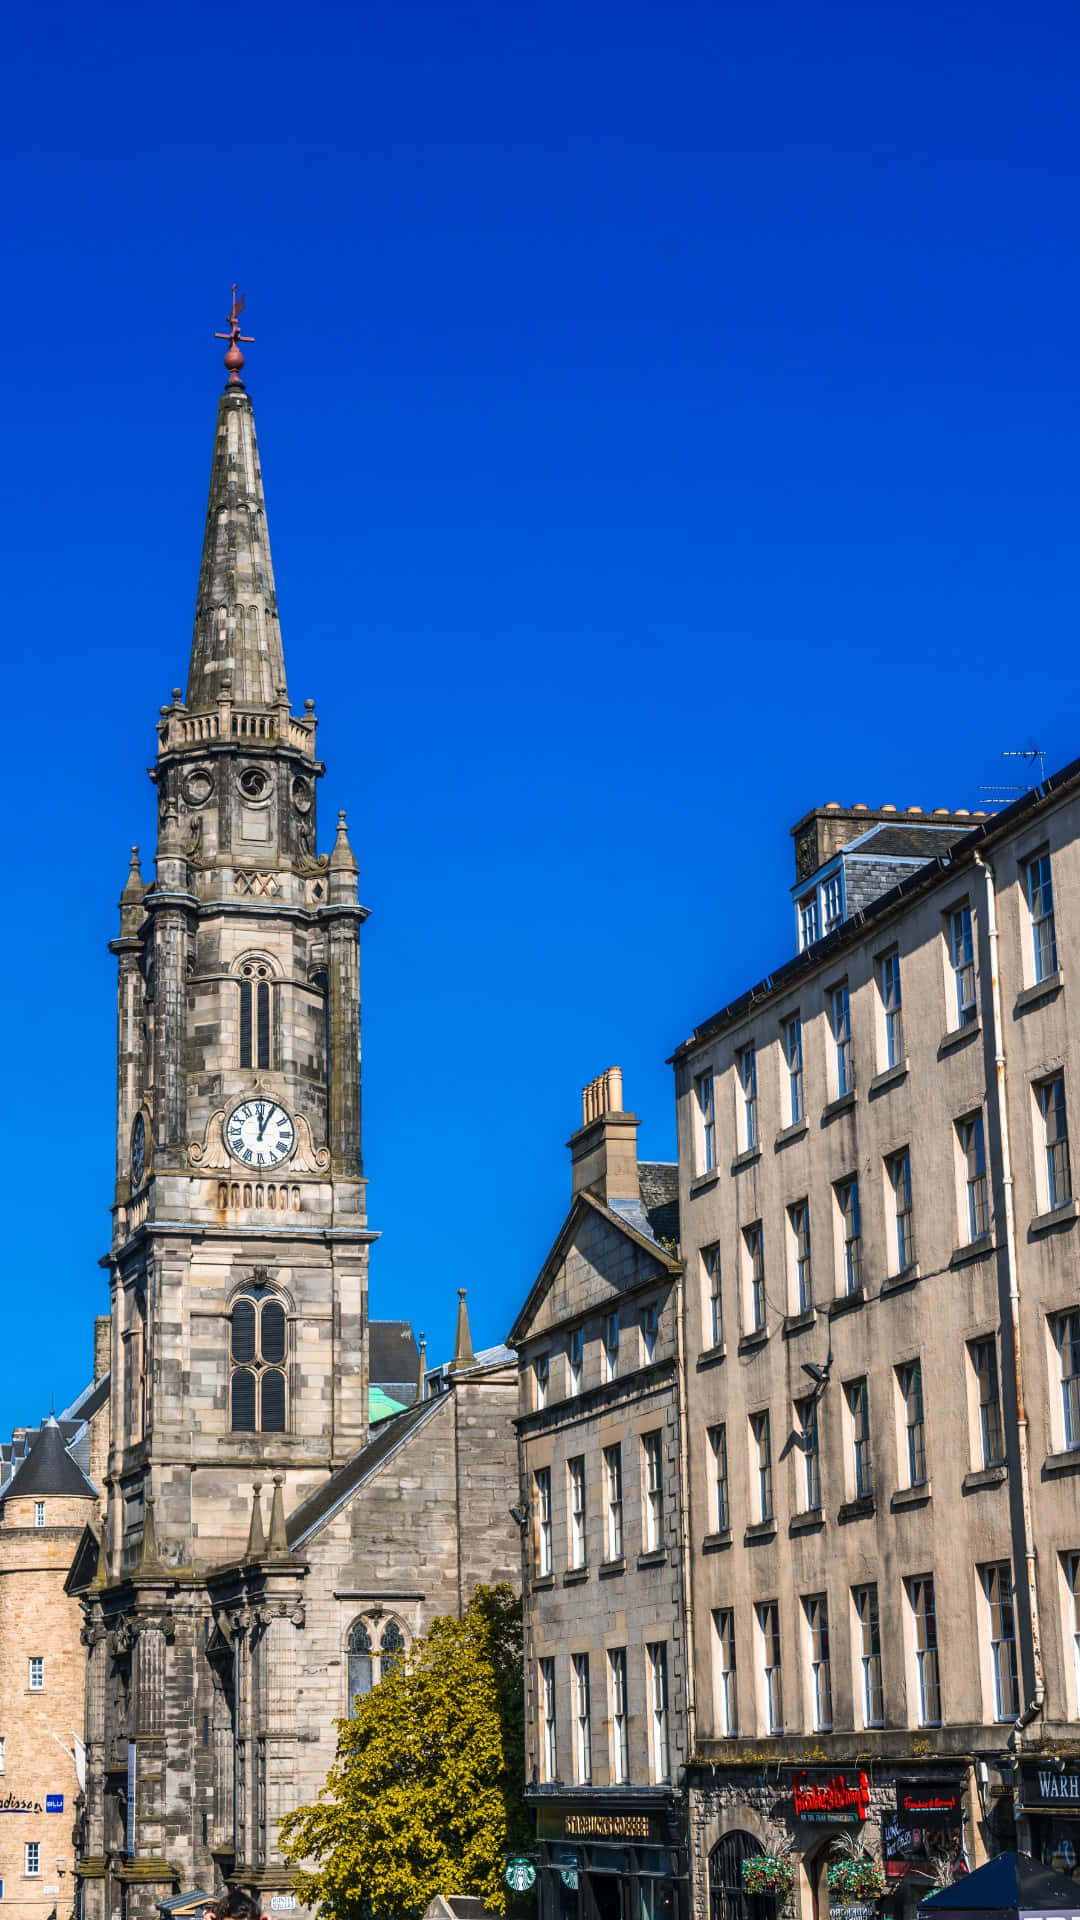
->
(1018, 1761), (1080, 1882)
(881, 1777), (968, 1918)
(532, 1795), (689, 1920)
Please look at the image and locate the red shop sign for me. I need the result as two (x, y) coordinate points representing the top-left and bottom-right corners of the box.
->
(792, 1772), (871, 1823)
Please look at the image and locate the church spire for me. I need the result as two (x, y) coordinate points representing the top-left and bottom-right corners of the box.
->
(186, 293), (288, 712)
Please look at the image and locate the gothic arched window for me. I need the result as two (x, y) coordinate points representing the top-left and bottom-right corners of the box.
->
(238, 960), (272, 1071)
(230, 1295), (288, 1432)
(346, 1616), (408, 1712)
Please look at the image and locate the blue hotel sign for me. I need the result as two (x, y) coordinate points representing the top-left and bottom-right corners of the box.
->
(46, 1796), (64, 1815)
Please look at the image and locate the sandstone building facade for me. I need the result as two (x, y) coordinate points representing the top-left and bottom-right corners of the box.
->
(509, 1071), (689, 1920)
(672, 782), (1080, 1920)
(76, 321), (519, 1920)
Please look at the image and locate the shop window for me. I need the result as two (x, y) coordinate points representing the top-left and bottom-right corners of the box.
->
(709, 1831), (773, 1920)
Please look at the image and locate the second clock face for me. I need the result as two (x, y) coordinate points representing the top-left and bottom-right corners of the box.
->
(226, 1100), (296, 1169)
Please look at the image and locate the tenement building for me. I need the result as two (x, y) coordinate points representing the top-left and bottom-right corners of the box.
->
(671, 785), (1080, 1920)
(509, 1070), (689, 1920)
(75, 307), (519, 1920)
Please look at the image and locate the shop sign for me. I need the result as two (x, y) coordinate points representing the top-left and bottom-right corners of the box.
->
(560, 1872), (579, 1892)
(792, 1772), (871, 1823)
(505, 1859), (537, 1893)
(0, 1794), (43, 1815)
(537, 1805), (657, 1841)
(1021, 1763), (1080, 1811)
(46, 1796), (64, 1815)
(895, 1783), (963, 1830)
(883, 1812), (965, 1883)
(835, 1904), (878, 1920)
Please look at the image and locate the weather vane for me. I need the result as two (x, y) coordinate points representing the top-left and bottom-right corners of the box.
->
(215, 284), (254, 387)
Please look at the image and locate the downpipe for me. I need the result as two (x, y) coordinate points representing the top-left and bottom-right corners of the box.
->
(974, 853), (1045, 1749)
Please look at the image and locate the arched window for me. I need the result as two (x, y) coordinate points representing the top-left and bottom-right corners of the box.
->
(346, 1616), (408, 1712)
(709, 1834), (775, 1920)
(238, 961), (272, 1070)
(229, 1294), (288, 1432)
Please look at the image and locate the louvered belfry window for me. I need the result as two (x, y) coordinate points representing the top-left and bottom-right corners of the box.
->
(230, 1295), (288, 1432)
(238, 962), (272, 1070)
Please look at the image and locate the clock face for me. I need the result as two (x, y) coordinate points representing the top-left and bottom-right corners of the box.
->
(226, 1099), (296, 1169)
(131, 1112), (146, 1187)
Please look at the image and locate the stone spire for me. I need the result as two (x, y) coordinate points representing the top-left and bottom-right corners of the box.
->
(448, 1289), (475, 1373)
(186, 317), (287, 712)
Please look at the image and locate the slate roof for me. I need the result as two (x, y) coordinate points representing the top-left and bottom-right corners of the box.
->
(920, 1851), (1080, 1912)
(2, 1418), (98, 1502)
(286, 1395), (443, 1550)
(369, 1319), (419, 1407)
(638, 1161), (679, 1245)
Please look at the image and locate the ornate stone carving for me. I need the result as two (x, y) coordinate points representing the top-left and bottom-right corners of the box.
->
(290, 1113), (330, 1174)
(188, 1110), (231, 1171)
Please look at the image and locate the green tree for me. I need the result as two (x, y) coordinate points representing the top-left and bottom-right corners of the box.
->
(280, 1584), (530, 1920)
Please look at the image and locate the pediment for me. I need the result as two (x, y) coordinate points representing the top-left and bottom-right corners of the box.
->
(509, 1191), (680, 1347)
(64, 1522), (103, 1596)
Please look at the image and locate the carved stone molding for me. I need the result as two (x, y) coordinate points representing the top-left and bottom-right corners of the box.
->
(189, 1110), (231, 1171)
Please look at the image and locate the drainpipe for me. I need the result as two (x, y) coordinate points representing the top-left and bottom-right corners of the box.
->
(974, 853), (1045, 1748)
(675, 1263), (697, 1767)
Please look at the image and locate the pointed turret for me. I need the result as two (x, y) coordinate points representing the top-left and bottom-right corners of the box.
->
(246, 1481), (266, 1558)
(118, 846), (144, 937)
(328, 810), (359, 904)
(186, 307), (287, 712)
(267, 1473), (290, 1556)
(448, 1289), (475, 1373)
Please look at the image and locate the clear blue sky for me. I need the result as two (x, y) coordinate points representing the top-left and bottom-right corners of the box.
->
(2, 0), (1078, 1425)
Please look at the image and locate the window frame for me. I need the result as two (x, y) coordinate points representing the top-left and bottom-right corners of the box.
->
(539, 1656), (557, 1781)
(804, 1593), (833, 1732)
(757, 1600), (783, 1735)
(714, 1607), (738, 1737)
(982, 1561), (1020, 1722)
(853, 1584), (884, 1729)
(789, 1198), (813, 1313)
(229, 1291), (289, 1435)
(948, 904), (977, 1029)
(703, 1244), (723, 1351)
(1026, 848), (1058, 985)
(784, 1014), (804, 1126)
(958, 1111), (990, 1242)
(1052, 1309), (1080, 1452)
(970, 1336), (1005, 1468)
(908, 1575), (941, 1727)
(609, 1647), (629, 1783)
(534, 1351), (550, 1410)
(25, 1842), (40, 1878)
(604, 1444), (624, 1561)
(750, 1409), (773, 1523)
(695, 1070), (717, 1175)
(846, 1377), (872, 1501)
(33, 1500), (45, 1529)
(878, 947), (904, 1071)
(534, 1466), (553, 1577)
(836, 1175), (862, 1296)
(567, 1326), (583, 1396)
(744, 1222), (766, 1333)
(1037, 1074), (1072, 1212)
(571, 1651), (592, 1784)
(709, 1423), (730, 1534)
(830, 981), (854, 1098)
(28, 1657), (44, 1693)
(642, 1431), (664, 1551)
(567, 1455), (587, 1570)
(887, 1147), (915, 1274)
(897, 1358), (927, 1488)
(603, 1312), (619, 1382)
(796, 1395), (821, 1514)
(646, 1641), (670, 1781)
(738, 1043), (759, 1152)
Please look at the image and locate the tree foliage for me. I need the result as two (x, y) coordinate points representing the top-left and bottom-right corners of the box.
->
(280, 1584), (529, 1920)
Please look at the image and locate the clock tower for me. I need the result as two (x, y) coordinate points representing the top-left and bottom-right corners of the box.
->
(105, 298), (372, 1581)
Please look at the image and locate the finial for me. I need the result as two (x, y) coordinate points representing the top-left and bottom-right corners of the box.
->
(246, 1481), (266, 1559)
(214, 284), (254, 389)
(267, 1472), (290, 1555)
(416, 1333), (427, 1402)
(449, 1288), (475, 1374)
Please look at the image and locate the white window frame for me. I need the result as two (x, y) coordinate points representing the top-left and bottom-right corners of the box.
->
(609, 1647), (629, 1783)
(1052, 1309), (1080, 1452)
(784, 1014), (804, 1126)
(822, 870), (844, 934)
(647, 1641), (670, 1781)
(798, 891), (820, 950)
(982, 1562), (1019, 1722)
(539, 1656), (557, 1781)
(757, 1600), (783, 1734)
(604, 1444), (623, 1561)
(830, 981), (853, 1097)
(714, 1608), (738, 1737)
(897, 1358), (927, 1488)
(33, 1501), (45, 1529)
(571, 1651), (592, 1783)
(853, 1584), (884, 1728)
(641, 1301), (659, 1364)
(878, 948), (904, 1071)
(1037, 1074), (1072, 1212)
(703, 1244), (723, 1350)
(1062, 1553), (1080, 1711)
(789, 1198), (813, 1313)
(744, 1222), (766, 1333)
(836, 1176), (862, 1295)
(709, 1423), (729, 1533)
(738, 1043), (758, 1152)
(603, 1311), (619, 1382)
(887, 1147), (915, 1273)
(695, 1070), (716, 1174)
(25, 1842), (40, 1877)
(1026, 848), (1058, 984)
(846, 1378), (872, 1500)
(567, 1326), (583, 1396)
(534, 1352), (549, 1410)
(958, 1111), (990, 1242)
(970, 1336), (1005, 1468)
(567, 1455), (587, 1569)
(750, 1409), (773, 1523)
(797, 1395), (821, 1513)
(908, 1575), (941, 1726)
(805, 1593), (833, 1732)
(534, 1467), (552, 1577)
(28, 1658), (44, 1693)
(642, 1431), (664, 1551)
(948, 904), (977, 1029)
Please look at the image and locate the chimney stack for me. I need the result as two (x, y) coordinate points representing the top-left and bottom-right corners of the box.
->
(569, 1067), (640, 1205)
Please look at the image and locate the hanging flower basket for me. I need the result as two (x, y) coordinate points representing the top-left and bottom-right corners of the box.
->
(827, 1860), (886, 1901)
(743, 1855), (797, 1896)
